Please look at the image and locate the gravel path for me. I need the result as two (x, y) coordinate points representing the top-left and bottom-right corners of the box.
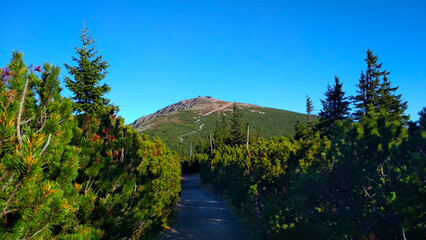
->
(160, 174), (251, 240)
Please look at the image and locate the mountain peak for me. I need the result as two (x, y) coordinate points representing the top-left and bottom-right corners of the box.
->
(131, 96), (260, 130)
(131, 97), (309, 152)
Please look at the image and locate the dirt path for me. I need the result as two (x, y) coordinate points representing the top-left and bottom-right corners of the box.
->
(160, 174), (251, 240)
(203, 102), (233, 117)
(178, 117), (203, 142)
(178, 102), (233, 142)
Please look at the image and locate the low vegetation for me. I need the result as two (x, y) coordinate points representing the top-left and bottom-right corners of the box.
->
(1, 25), (423, 240)
(198, 50), (425, 239)
(141, 105), (310, 157)
(0, 28), (180, 239)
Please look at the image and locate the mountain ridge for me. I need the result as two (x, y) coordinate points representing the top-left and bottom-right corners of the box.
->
(131, 96), (262, 131)
(131, 96), (311, 154)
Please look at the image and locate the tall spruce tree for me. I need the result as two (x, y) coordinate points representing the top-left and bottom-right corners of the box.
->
(65, 26), (112, 115)
(352, 49), (389, 119)
(318, 76), (350, 134)
(352, 49), (407, 122)
(214, 113), (230, 148)
(230, 103), (245, 146)
(306, 95), (313, 131)
(377, 75), (408, 122)
(418, 107), (426, 128)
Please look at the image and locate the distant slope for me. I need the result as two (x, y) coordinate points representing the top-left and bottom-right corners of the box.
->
(131, 96), (310, 153)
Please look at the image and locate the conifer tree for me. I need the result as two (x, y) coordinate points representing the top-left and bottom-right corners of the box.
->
(318, 76), (350, 134)
(230, 103), (245, 146)
(0, 52), (98, 239)
(65, 26), (112, 115)
(418, 107), (426, 128)
(353, 50), (407, 123)
(214, 113), (230, 148)
(377, 75), (408, 122)
(352, 49), (389, 119)
(306, 95), (313, 131)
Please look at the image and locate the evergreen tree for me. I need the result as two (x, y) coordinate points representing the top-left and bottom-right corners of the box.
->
(318, 76), (350, 134)
(418, 107), (426, 128)
(377, 75), (408, 122)
(353, 50), (407, 123)
(65, 26), (112, 115)
(1, 51), (182, 239)
(352, 49), (389, 119)
(306, 95), (313, 131)
(214, 113), (230, 148)
(255, 126), (262, 139)
(0, 52), (98, 239)
(230, 103), (245, 146)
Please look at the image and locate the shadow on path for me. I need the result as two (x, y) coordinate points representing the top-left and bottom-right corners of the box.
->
(160, 174), (251, 240)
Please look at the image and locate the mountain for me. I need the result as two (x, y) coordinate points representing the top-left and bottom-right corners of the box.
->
(131, 96), (310, 154)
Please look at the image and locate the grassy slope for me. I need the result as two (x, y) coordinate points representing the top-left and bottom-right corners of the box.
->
(139, 106), (310, 154)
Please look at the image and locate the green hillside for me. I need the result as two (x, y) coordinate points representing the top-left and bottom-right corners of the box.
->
(133, 102), (311, 155)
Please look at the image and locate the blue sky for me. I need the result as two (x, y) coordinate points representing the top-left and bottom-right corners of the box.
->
(1, 0), (425, 123)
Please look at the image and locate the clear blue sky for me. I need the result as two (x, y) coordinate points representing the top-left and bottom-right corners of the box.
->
(1, 0), (425, 123)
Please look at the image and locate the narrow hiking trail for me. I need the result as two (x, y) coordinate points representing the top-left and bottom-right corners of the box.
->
(160, 174), (251, 240)
(177, 117), (203, 142)
(177, 101), (233, 142)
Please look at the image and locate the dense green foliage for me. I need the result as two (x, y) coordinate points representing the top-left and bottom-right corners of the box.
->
(0, 52), (98, 239)
(213, 113), (230, 149)
(352, 49), (407, 122)
(230, 104), (246, 146)
(1, 51), (181, 238)
(201, 112), (425, 239)
(3, 34), (422, 240)
(317, 76), (350, 135)
(65, 27), (114, 115)
(71, 114), (181, 239)
(141, 107), (311, 156)
(199, 50), (425, 239)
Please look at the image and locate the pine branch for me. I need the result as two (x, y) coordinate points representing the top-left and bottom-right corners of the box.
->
(0, 178), (23, 219)
(26, 222), (50, 240)
(22, 116), (35, 125)
(40, 134), (52, 155)
(84, 179), (93, 197)
(36, 107), (46, 134)
(36, 119), (46, 134)
(17, 77), (29, 146)
(26, 209), (54, 240)
(5, 189), (53, 215)
(4, 208), (20, 215)
(0, 170), (10, 183)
